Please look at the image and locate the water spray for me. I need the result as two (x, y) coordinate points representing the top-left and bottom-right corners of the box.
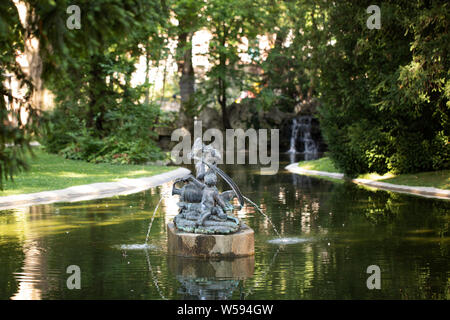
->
(242, 195), (281, 238)
(145, 195), (164, 245)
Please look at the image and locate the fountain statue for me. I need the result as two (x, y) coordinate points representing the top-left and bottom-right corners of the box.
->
(171, 138), (242, 234)
(167, 138), (254, 258)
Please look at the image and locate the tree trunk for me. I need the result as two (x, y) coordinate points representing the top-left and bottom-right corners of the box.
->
(87, 54), (106, 134)
(218, 77), (231, 129)
(218, 29), (231, 130)
(176, 32), (196, 129)
(144, 45), (151, 105)
(21, 3), (44, 110)
(160, 58), (168, 107)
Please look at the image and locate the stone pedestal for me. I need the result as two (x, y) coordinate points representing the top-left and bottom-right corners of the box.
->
(167, 222), (254, 258)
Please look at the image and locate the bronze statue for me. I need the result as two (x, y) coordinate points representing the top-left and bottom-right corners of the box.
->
(172, 138), (241, 234)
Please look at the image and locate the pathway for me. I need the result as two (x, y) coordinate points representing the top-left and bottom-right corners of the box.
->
(0, 167), (190, 210)
(285, 163), (450, 200)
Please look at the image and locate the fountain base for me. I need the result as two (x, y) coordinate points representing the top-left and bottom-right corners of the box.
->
(167, 223), (254, 258)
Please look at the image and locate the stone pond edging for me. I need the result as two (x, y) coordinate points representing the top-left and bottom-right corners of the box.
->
(0, 167), (191, 210)
(285, 163), (450, 200)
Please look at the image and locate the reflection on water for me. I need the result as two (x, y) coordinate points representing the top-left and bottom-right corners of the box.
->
(168, 256), (254, 300)
(0, 154), (449, 299)
(117, 244), (157, 250)
(267, 237), (310, 245)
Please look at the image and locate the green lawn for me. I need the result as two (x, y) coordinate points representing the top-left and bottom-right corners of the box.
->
(298, 157), (450, 190)
(0, 148), (175, 196)
(297, 157), (339, 173)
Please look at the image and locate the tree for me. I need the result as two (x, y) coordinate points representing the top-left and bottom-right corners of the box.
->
(37, 0), (169, 163)
(198, 0), (267, 129)
(254, 0), (448, 175)
(257, 0), (328, 112)
(171, 0), (204, 129)
(0, 1), (42, 189)
(317, 1), (449, 175)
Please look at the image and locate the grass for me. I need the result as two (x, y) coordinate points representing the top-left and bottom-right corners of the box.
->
(381, 172), (450, 190)
(298, 157), (450, 190)
(0, 148), (175, 197)
(297, 157), (339, 173)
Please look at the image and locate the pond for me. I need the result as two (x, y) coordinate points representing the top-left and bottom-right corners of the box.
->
(0, 155), (448, 300)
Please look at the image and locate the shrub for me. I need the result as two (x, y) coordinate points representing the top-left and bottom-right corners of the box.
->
(42, 102), (165, 164)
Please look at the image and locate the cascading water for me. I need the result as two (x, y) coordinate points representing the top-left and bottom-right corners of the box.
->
(288, 115), (319, 163)
(288, 118), (300, 154)
(288, 116), (318, 156)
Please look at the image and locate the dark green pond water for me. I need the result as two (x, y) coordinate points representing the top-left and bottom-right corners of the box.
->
(0, 155), (449, 300)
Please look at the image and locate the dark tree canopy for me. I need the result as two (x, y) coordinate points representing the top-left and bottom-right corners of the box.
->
(1, 0), (448, 189)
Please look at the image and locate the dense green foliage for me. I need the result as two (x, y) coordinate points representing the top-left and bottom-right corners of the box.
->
(255, 1), (449, 176)
(43, 99), (163, 164)
(257, 0), (325, 112)
(1, 0), (171, 188)
(196, 0), (268, 128)
(38, 0), (169, 164)
(316, 1), (449, 176)
(0, 1), (41, 189)
(1, 0), (449, 189)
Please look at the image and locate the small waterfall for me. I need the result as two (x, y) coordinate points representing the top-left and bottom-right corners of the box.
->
(287, 116), (318, 158)
(288, 118), (300, 153)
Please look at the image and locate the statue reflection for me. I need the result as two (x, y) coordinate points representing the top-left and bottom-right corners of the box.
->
(168, 255), (254, 300)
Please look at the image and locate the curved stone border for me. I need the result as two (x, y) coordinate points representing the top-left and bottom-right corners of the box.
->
(0, 167), (191, 210)
(285, 163), (450, 200)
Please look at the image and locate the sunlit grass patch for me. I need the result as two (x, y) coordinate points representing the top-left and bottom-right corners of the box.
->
(358, 172), (395, 180)
(297, 157), (338, 173)
(298, 157), (450, 190)
(381, 171), (450, 190)
(0, 148), (175, 196)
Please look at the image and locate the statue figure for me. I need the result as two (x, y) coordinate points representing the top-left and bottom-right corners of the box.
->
(172, 138), (241, 234)
(197, 172), (228, 226)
